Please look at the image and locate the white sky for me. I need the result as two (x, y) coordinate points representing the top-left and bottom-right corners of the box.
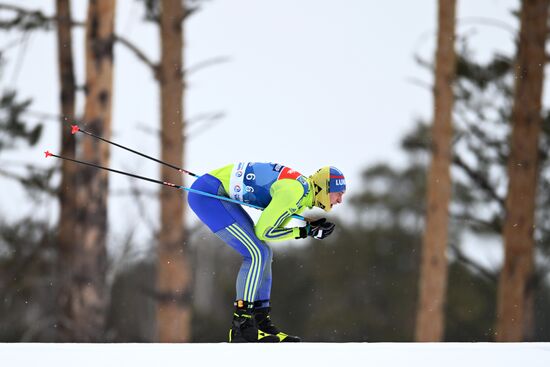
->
(0, 0), (526, 254)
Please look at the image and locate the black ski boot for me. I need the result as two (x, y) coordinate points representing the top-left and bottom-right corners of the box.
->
(254, 302), (301, 342)
(229, 300), (279, 343)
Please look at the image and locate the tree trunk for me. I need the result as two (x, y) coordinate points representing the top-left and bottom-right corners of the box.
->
(495, 0), (548, 342)
(415, 0), (456, 342)
(59, 0), (116, 341)
(156, 0), (192, 342)
(54, 0), (78, 339)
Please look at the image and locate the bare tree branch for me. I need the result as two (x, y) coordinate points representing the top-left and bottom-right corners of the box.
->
(452, 154), (505, 211)
(0, 3), (84, 28)
(185, 56), (231, 77)
(135, 111), (226, 139)
(0, 166), (57, 196)
(183, 6), (200, 21)
(126, 174), (158, 234)
(186, 111), (225, 126)
(23, 109), (67, 122)
(112, 34), (159, 76)
(405, 76), (432, 91)
(457, 16), (516, 35)
(449, 242), (498, 284)
(0, 3), (55, 22)
(186, 112), (224, 139)
(450, 212), (502, 233)
(0, 4), (226, 81)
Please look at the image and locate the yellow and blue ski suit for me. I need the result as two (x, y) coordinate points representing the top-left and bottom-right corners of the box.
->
(188, 162), (314, 305)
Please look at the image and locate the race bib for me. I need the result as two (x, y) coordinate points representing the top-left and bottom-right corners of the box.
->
(229, 161), (248, 201)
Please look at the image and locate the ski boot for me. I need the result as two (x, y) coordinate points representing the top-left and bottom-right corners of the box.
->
(229, 300), (279, 343)
(254, 301), (301, 342)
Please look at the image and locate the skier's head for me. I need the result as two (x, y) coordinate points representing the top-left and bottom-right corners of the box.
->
(309, 166), (346, 212)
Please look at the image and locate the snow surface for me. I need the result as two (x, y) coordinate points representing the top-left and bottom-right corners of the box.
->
(2, 343), (550, 367)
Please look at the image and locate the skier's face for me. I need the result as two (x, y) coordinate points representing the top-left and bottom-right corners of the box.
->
(329, 191), (344, 208)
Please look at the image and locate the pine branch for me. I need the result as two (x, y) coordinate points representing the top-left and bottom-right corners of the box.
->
(452, 154), (505, 211)
(449, 242), (498, 284)
(450, 212), (502, 233)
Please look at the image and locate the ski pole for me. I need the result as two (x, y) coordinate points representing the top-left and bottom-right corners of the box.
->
(44, 150), (306, 221)
(69, 124), (311, 221)
(70, 124), (200, 178)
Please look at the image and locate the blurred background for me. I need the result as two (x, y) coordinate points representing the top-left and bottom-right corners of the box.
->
(0, 0), (549, 342)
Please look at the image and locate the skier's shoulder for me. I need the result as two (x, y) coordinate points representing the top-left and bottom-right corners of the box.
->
(209, 163), (234, 180)
(271, 177), (308, 201)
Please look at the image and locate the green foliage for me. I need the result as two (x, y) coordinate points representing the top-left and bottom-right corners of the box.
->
(455, 52), (512, 91)
(106, 259), (157, 342)
(445, 262), (497, 341)
(277, 225), (421, 342)
(0, 31), (57, 341)
(0, 90), (55, 198)
(0, 91), (42, 152)
(352, 163), (427, 229)
(453, 41), (550, 269)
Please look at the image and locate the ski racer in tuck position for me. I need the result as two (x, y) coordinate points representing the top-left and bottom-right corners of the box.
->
(188, 162), (346, 342)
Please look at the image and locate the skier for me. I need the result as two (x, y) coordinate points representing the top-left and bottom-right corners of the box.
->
(188, 162), (346, 342)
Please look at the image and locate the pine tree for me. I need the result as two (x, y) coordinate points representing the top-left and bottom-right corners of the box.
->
(496, 0), (549, 341)
(54, 0), (79, 340)
(415, 0), (456, 342)
(63, 0), (116, 341)
(156, 0), (192, 342)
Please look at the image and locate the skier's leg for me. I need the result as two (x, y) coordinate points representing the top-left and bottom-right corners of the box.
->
(188, 174), (263, 302)
(255, 244), (273, 307)
(227, 209), (299, 342)
(217, 199), (272, 304)
(188, 174), (278, 342)
(216, 222), (270, 303)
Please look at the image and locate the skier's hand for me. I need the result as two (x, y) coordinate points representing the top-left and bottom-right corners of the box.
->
(298, 218), (335, 240)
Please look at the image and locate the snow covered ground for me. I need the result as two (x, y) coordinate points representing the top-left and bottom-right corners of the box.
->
(2, 343), (550, 367)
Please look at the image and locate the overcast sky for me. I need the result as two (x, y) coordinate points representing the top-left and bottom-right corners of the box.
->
(0, 0), (526, 254)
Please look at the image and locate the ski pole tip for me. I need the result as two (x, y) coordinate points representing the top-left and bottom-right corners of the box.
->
(44, 150), (52, 158)
(71, 125), (79, 135)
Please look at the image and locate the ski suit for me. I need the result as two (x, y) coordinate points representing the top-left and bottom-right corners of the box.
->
(188, 162), (314, 305)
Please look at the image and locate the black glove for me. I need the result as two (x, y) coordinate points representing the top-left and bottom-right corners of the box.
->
(297, 218), (335, 240)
